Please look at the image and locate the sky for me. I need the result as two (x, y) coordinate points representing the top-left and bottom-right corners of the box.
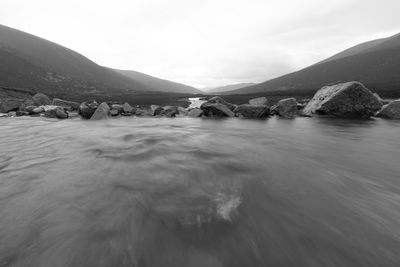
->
(0, 0), (399, 89)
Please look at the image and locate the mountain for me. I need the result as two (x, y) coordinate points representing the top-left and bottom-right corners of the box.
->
(222, 33), (400, 97)
(113, 69), (202, 94)
(0, 24), (199, 101)
(205, 83), (256, 94)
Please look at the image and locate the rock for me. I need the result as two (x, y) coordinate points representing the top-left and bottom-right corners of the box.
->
(111, 104), (123, 112)
(273, 98), (298, 118)
(52, 98), (80, 110)
(177, 107), (188, 116)
(249, 97), (269, 106)
(8, 111), (17, 117)
(78, 100), (99, 119)
(234, 104), (270, 118)
(161, 106), (179, 117)
(0, 88), (35, 113)
(151, 105), (164, 116)
(32, 93), (51, 106)
(135, 108), (153, 116)
(122, 102), (134, 113)
(0, 113), (8, 117)
(208, 96), (236, 111)
(16, 111), (29, 116)
(188, 108), (204, 117)
(44, 107), (68, 119)
(200, 102), (235, 117)
(110, 109), (119, 116)
(90, 102), (110, 120)
(32, 106), (45, 114)
(302, 82), (383, 118)
(375, 100), (400, 119)
(23, 105), (37, 114)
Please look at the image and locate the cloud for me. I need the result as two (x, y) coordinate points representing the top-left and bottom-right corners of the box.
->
(0, 0), (399, 87)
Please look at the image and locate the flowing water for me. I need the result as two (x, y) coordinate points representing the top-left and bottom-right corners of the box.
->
(1, 116), (400, 267)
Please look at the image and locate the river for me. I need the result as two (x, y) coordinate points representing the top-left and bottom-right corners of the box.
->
(1, 116), (400, 266)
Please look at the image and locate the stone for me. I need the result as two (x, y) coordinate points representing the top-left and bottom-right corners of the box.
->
(161, 106), (179, 117)
(200, 102), (235, 117)
(110, 109), (119, 116)
(302, 82), (383, 118)
(249, 97), (269, 106)
(55, 108), (69, 119)
(32, 93), (51, 106)
(188, 108), (204, 117)
(375, 100), (400, 119)
(44, 107), (68, 119)
(177, 107), (188, 116)
(78, 100), (99, 119)
(90, 102), (110, 120)
(207, 96), (236, 111)
(122, 102), (134, 113)
(8, 111), (17, 117)
(273, 98), (298, 118)
(52, 98), (80, 110)
(32, 106), (45, 114)
(234, 104), (270, 118)
(151, 105), (164, 116)
(111, 104), (123, 112)
(24, 105), (37, 114)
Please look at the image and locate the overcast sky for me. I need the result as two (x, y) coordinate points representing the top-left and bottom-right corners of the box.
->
(0, 0), (399, 88)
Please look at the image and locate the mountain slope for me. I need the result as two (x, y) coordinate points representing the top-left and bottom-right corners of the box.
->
(224, 33), (400, 97)
(113, 69), (202, 94)
(0, 24), (199, 99)
(205, 83), (256, 93)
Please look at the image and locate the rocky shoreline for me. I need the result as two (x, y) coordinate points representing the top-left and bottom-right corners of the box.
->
(1, 81), (399, 120)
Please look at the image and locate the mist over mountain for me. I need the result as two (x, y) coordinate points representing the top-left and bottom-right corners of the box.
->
(0, 24), (199, 100)
(221, 33), (400, 97)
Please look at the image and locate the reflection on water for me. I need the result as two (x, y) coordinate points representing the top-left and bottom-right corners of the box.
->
(1, 116), (400, 267)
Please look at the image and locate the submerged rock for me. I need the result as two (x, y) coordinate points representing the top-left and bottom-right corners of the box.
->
(302, 82), (382, 118)
(78, 100), (99, 119)
(273, 98), (298, 118)
(52, 98), (80, 110)
(90, 102), (110, 120)
(32, 93), (51, 106)
(201, 102), (235, 117)
(249, 97), (269, 106)
(234, 104), (270, 118)
(375, 100), (400, 119)
(188, 108), (204, 117)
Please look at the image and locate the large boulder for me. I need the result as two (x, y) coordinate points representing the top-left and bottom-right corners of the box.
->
(207, 96), (236, 111)
(151, 105), (164, 116)
(302, 82), (383, 118)
(188, 108), (204, 117)
(78, 100), (99, 119)
(32, 93), (51, 106)
(273, 98), (298, 118)
(90, 102), (110, 120)
(122, 102), (134, 113)
(234, 104), (270, 118)
(0, 88), (35, 113)
(52, 98), (80, 110)
(249, 97), (269, 106)
(161, 106), (179, 117)
(375, 100), (400, 119)
(200, 102), (235, 117)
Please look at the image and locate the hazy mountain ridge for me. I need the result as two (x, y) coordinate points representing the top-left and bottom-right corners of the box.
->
(0, 24), (199, 99)
(223, 33), (400, 97)
(113, 69), (202, 94)
(205, 83), (257, 93)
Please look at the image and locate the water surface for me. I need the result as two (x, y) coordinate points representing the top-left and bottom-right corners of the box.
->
(1, 116), (400, 267)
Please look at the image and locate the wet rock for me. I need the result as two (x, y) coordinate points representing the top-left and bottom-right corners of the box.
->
(32, 106), (45, 114)
(302, 82), (382, 118)
(177, 107), (188, 116)
(249, 97), (269, 106)
(32, 93), (51, 106)
(161, 106), (179, 117)
(78, 100), (99, 119)
(188, 108), (204, 117)
(122, 102), (134, 113)
(201, 102), (235, 117)
(44, 107), (68, 119)
(234, 104), (270, 118)
(8, 111), (17, 117)
(52, 98), (80, 110)
(16, 111), (29, 116)
(375, 100), (400, 119)
(110, 109), (119, 116)
(55, 108), (68, 119)
(111, 104), (123, 112)
(90, 102), (110, 120)
(208, 96), (236, 111)
(151, 105), (164, 116)
(23, 105), (37, 114)
(273, 98), (298, 118)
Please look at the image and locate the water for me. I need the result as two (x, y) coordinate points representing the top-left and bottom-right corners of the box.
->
(1, 116), (400, 267)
